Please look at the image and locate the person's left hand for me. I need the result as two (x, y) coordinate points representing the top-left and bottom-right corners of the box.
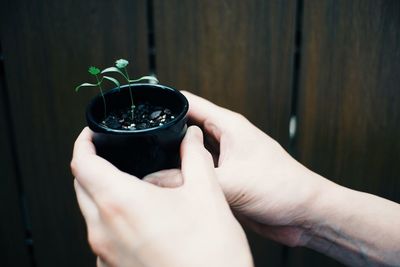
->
(71, 126), (253, 267)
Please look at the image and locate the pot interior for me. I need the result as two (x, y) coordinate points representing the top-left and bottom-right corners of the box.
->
(88, 84), (188, 132)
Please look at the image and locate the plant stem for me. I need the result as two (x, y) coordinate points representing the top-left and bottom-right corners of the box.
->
(95, 74), (107, 120)
(124, 67), (135, 120)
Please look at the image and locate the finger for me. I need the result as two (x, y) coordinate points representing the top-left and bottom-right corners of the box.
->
(75, 179), (111, 264)
(143, 169), (183, 188)
(74, 179), (100, 225)
(72, 127), (97, 159)
(71, 127), (147, 202)
(181, 91), (232, 142)
(180, 126), (217, 188)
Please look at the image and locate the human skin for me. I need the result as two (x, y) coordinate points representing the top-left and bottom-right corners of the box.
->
(71, 126), (253, 267)
(144, 91), (400, 267)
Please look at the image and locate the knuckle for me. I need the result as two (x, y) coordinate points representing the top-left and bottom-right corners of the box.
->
(70, 156), (88, 177)
(70, 158), (80, 177)
(231, 111), (247, 122)
(203, 118), (218, 131)
(88, 230), (106, 256)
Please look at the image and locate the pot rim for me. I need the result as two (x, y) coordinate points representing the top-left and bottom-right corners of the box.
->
(86, 83), (189, 135)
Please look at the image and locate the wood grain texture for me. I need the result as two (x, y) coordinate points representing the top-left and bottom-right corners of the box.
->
(0, 1), (149, 266)
(288, 1), (400, 266)
(153, 1), (297, 266)
(153, 0), (296, 145)
(0, 55), (31, 267)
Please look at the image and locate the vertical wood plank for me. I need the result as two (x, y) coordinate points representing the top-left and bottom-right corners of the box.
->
(153, 1), (297, 265)
(153, 0), (296, 145)
(0, 49), (31, 267)
(0, 1), (149, 266)
(288, 1), (400, 266)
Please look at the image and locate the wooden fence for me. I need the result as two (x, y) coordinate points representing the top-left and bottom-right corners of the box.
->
(0, 1), (399, 266)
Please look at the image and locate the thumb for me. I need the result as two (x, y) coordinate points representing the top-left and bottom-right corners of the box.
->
(180, 126), (217, 188)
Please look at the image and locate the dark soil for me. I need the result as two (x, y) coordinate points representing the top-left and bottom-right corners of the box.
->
(102, 102), (176, 130)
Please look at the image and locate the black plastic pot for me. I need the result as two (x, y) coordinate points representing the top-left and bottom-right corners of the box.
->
(86, 83), (189, 178)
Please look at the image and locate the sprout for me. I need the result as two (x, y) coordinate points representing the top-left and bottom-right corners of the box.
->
(75, 58), (158, 123)
(75, 66), (120, 120)
(115, 59), (129, 69)
(88, 66), (101, 75)
(102, 58), (159, 119)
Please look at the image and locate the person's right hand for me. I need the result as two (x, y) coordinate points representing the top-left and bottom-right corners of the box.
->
(145, 91), (332, 247)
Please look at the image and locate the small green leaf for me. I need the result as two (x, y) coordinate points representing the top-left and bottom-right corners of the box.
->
(101, 67), (128, 80)
(75, 82), (101, 92)
(103, 76), (121, 90)
(115, 59), (129, 69)
(88, 66), (100, 75)
(129, 76), (159, 84)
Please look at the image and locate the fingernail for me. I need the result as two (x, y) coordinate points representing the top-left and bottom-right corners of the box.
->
(143, 173), (160, 181)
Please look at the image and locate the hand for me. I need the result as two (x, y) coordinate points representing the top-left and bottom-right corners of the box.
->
(145, 91), (331, 247)
(71, 126), (253, 267)
(144, 92), (400, 267)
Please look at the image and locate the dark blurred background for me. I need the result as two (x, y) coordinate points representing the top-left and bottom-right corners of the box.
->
(0, 1), (399, 266)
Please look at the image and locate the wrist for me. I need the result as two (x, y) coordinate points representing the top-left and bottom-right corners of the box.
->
(299, 175), (348, 247)
(251, 161), (340, 247)
(296, 174), (400, 266)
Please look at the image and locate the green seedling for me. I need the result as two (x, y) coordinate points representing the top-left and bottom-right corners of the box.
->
(101, 59), (159, 119)
(75, 66), (120, 120)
